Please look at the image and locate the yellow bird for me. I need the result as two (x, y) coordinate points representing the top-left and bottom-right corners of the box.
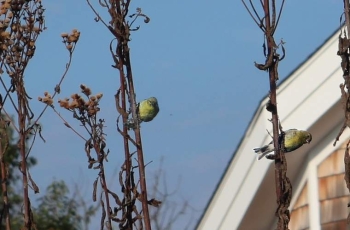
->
(137, 97), (159, 122)
(253, 129), (312, 160)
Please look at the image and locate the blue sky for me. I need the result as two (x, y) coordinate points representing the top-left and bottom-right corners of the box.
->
(16, 0), (341, 229)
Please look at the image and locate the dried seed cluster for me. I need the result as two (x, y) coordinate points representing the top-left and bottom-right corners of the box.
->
(0, 0), (45, 76)
(56, 84), (103, 116)
(37, 91), (52, 105)
(61, 29), (80, 51)
(38, 84), (103, 119)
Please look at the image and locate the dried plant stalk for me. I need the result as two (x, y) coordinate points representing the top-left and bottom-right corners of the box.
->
(84, 1), (154, 229)
(242, 0), (290, 229)
(0, 1), (46, 229)
(0, 117), (10, 229)
(336, 0), (350, 225)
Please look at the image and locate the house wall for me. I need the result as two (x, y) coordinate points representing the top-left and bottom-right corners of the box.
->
(289, 141), (350, 230)
(290, 182), (309, 230)
(318, 142), (350, 230)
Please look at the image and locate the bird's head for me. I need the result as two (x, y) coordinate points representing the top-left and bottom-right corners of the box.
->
(147, 97), (158, 105)
(305, 132), (312, 144)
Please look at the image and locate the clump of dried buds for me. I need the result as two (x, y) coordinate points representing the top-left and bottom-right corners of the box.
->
(0, 0), (45, 71)
(61, 29), (80, 51)
(57, 84), (103, 117)
(38, 91), (53, 105)
(80, 84), (91, 96)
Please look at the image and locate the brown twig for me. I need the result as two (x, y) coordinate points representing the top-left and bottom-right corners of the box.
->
(241, 0), (264, 30)
(242, 0), (290, 229)
(149, 158), (195, 230)
(1, 107), (19, 134)
(124, 41), (152, 230)
(335, 1), (350, 147)
(86, 1), (153, 229)
(0, 1), (48, 229)
(49, 83), (114, 228)
(33, 44), (76, 129)
(337, 0), (350, 225)
(52, 107), (88, 142)
(117, 66), (134, 229)
(0, 118), (10, 230)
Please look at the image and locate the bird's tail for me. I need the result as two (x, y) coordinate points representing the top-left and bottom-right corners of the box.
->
(253, 147), (265, 160)
(253, 144), (273, 160)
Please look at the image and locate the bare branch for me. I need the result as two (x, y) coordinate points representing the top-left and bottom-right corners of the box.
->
(242, 0), (265, 30)
(274, 0), (286, 34)
(242, 0), (290, 229)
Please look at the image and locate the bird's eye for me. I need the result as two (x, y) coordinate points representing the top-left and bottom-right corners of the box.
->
(307, 134), (312, 142)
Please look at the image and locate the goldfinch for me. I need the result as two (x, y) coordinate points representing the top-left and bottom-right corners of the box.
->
(137, 97), (159, 122)
(253, 129), (312, 160)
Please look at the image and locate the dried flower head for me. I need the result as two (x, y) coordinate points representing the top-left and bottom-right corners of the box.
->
(71, 93), (79, 99)
(90, 96), (96, 102)
(42, 97), (53, 105)
(38, 92), (53, 106)
(62, 29), (80, 44)
(80, 84), (92, 96)
(58, 98), (70, 109)
(96, 93), (103, 99)
(69, 100), (79, 109)
(61, 32), (68, 38)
